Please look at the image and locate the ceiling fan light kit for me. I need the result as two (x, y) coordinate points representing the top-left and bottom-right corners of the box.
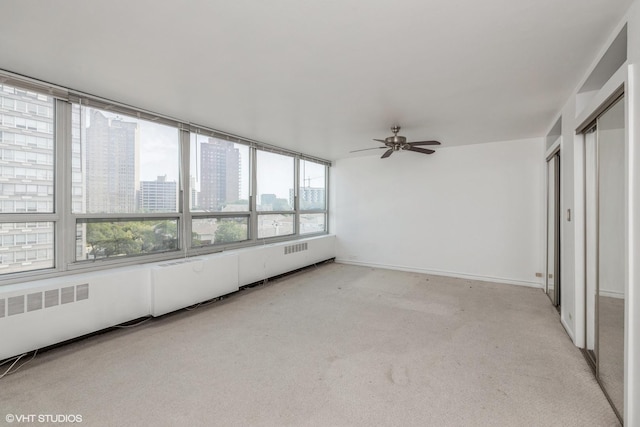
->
(351, 126), (441, 158)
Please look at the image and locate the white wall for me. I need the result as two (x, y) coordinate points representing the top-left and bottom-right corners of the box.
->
(552, 1), (639, 422)
(333, 138), (545, 286)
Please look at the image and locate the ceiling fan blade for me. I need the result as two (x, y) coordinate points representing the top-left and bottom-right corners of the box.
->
(408, 140), (441, 146)
(373, 139), (387, 143)
(350, 146), (387, 153)
(381, 149), (394, 159)
(407, 146), (435, 155)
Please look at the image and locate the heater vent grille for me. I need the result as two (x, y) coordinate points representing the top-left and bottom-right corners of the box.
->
(45, 289), (59, 308)
(76, 284), (89, 301)
(1, 284), (89, 320)
(8, 295), (24, 316)
(159, 259), (197, 267)
(284, 242), (308, 255)
(61, 286), (75, 304)
(27, 292), (43, 312)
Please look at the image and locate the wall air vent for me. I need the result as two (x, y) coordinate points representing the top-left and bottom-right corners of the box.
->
(61, 286), (75, 304)
(0, 284), (89, 321)
(27, 292), (43, 312)
(44, 289), (59, 308)
(159, 259), (198, 268)
(284, 242), (308, 255)
(76, 284), (89, 301)
(8, 295), (24, 316)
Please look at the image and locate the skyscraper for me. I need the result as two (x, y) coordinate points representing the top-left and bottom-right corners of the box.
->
(138, 175), (178, 212)
(85, 110), (139, 213)
(199, 138), (240, 211)
(0, 84), (57, 273)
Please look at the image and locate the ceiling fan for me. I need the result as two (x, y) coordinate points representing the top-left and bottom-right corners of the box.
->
(351, 125), (441, 158)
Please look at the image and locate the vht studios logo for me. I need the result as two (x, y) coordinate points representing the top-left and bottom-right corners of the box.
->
(5, 414), (83, 423)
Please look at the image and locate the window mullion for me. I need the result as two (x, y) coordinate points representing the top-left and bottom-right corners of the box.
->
(180, 129), (190, 254)
(55, 99), (72, 273)
(250, 146), (257, 242)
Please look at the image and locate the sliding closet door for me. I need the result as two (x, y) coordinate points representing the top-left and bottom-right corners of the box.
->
(585, 129), (597, 364)
(596, 97), (625, 417)
(546, 153), (560, 307)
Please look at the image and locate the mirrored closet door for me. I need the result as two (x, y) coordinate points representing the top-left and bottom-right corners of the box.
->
(583, 95), (625, 421)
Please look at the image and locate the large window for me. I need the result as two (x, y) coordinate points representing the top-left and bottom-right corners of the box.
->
(0, 75), (330, 282)
(72, 104), (181, 261)
(189, 134), (250, 249)
(0, 83), (56, 275)
(299, 159), (327, 235)
(72, 105), (180, 214)
(256, 150), (295, 238)
(77, 219), (178, 261)
(189, 135), (249, 212)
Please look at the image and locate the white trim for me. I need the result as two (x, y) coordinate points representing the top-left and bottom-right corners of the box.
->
(576, 65), (627, 133)
(599, 289), (625, 299)
(561, 315), (576, 342)
(335, 259), (543, 288)
(545, 137), (561, 160)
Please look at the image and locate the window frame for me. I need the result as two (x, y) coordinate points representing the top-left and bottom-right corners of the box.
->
(0, 73), (331, 285)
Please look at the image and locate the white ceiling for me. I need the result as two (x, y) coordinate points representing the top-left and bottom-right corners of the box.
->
(0, 0), (632, 161)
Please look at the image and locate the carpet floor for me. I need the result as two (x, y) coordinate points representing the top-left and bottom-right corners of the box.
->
(0, 262), (620, 426)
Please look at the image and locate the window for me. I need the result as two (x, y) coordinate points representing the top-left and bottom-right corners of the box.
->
(0, 75), (330, 282)
(257, 214), (294, 239)
(0, 222), (54, 273)
(77, 219), (178, 261)
(256, 150), (294, 212)
(72, 104), (181, 262)
(0, 83), (56, 275)
(256, 150), (295, 238)
(73, 105), (180, 214)
(192, 217), (249, 247)
(299, 159), (327, 235)
(299, 159), (326, 210)
(190, 135), (249, 212)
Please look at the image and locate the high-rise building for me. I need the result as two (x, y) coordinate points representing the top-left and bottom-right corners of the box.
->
(0, 84), (57, 273)
(85, 110), (139, 213)
(290, 187), (325, 210)
(199, 138), (240, 211)
(138, 175), (178, 212)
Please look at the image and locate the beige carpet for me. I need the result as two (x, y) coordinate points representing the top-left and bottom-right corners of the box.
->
(0, 263), (620, 426)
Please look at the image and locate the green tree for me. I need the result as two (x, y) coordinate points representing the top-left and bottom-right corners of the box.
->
(214, 220), (246, 244)
(86, 221), (148, 258)
(85, 220), (178, 259)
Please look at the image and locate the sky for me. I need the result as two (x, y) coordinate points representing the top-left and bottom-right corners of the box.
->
(84, 108), (324, 199)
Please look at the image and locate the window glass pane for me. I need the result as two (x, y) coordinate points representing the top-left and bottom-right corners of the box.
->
(72, 105), (180, 214)
(192, 217), (249, 247)
(189, 135), (249, 212)
(299, 159), (326, 210)
(0, 83), (54, 213)
(257, 214), (294, 238)
(0, 222), (54, 273)
(76, 219), (178, 261)
(300, 213), (326, 235)
(257, 150), (294, 211)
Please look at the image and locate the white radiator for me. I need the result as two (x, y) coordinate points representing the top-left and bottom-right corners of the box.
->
(150, 254), (239, 317)
(236, 235), (335, 286)
(0, 265), (150, 360)
(0, 235), (335, 360)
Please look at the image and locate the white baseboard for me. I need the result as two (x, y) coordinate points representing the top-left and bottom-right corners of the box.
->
(335, 259), (543, 289)
(598, 289), (625, 299)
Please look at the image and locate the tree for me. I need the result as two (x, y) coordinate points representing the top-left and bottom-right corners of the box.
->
(85, 220), (178, 259)
(86, 221), (146, 258)
(214, 220), (246, 244)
